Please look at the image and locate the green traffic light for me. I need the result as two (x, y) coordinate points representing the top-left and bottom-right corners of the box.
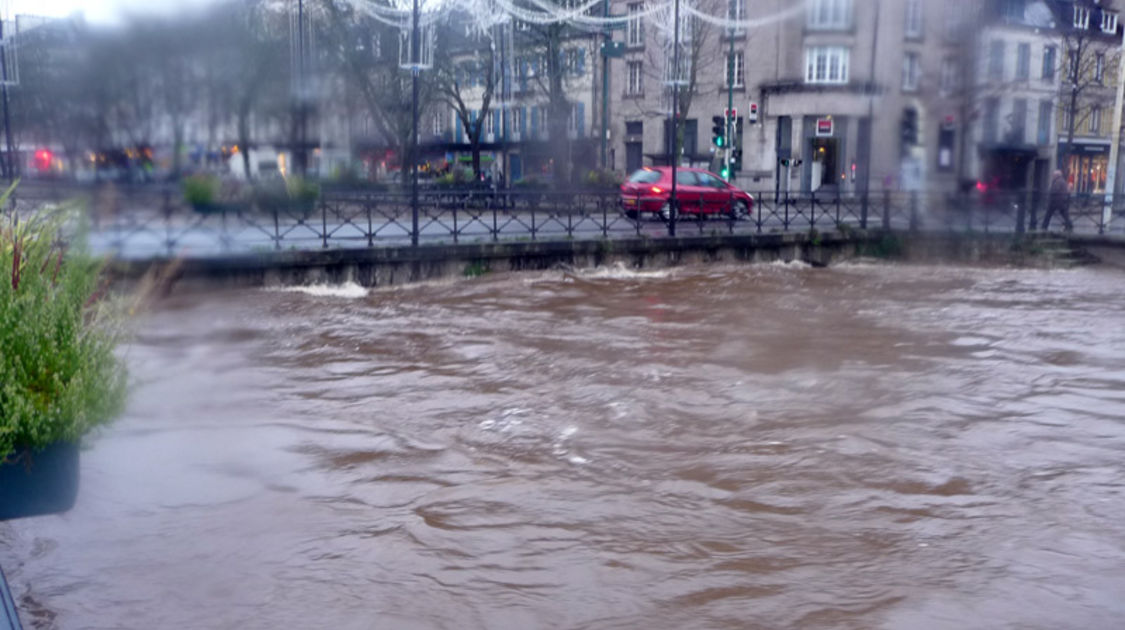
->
(720, 168), (730, 179)
(715, 137), (724, 147)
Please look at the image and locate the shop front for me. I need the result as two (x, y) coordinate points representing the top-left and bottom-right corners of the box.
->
(1058, 142), (1109, 195)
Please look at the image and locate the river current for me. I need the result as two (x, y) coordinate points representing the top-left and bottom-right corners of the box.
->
(3, 262), (1125, 629)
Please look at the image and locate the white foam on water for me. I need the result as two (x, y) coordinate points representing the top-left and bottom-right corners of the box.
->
(577, 262), (675, 280)
(269, 282), (369, 299)
(765, 259), (813, 269)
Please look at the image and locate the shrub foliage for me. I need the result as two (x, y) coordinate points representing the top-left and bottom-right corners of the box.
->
(1, 189), (127, 461)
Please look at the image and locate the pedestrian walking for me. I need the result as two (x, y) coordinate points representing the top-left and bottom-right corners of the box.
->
(1042, 170), (1073, 232)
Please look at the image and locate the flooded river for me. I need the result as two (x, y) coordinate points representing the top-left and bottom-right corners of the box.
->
(3, 262), (1125, 629)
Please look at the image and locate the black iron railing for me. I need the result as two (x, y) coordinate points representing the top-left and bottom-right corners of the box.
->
(4, 184), (1124, 259)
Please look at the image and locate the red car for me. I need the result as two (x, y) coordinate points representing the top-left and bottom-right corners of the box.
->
(620, 166), (754, 220)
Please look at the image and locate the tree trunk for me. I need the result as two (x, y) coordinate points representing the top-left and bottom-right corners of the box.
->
(238, 106), (252, 179)
(172, 123), (184, 179)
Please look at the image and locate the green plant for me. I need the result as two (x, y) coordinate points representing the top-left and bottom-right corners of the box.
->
(863, 233), (904, 259)
(182, 174), (218, 207)
(1, 187), (127, 462)
(584, 169), (623, 189)
(286, 176), (320, 203)
(463, 260), (489, 278)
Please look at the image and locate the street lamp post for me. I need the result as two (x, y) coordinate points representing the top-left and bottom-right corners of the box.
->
(1103, 24), (1125, 234)
(668, 0), (680, 237)
(410, 0), (420, 246)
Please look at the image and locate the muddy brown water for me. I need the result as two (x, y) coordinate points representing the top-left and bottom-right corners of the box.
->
(3, 262), (1125, 629)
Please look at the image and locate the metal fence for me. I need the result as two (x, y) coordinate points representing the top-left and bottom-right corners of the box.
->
(4, 183), (1124, 259)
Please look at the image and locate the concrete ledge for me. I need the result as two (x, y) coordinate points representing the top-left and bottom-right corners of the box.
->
(109, 229), (880, 290)
(108, 230), (1119, 292)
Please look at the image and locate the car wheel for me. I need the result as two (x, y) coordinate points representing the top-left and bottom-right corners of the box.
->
(624, 209), (638, 220)
(659, 202), (672, 222)
(730, 200), (750, 221)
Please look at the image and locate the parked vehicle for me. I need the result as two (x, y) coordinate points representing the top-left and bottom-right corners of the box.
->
(620, 167), (754, 220)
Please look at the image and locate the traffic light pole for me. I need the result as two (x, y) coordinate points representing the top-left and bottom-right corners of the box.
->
(725, 23), (734, 181)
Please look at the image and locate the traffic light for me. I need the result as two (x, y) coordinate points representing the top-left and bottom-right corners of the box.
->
(901, 107), (919, 153)
(712, 115), (726, 147)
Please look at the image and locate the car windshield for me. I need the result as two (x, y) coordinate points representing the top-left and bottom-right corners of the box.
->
(628, 169), (662, 184)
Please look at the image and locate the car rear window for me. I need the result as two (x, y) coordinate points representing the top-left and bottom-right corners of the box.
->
(628, 169), (662, 184)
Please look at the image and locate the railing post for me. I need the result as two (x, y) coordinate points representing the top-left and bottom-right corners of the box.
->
(492, 194), (499, 242)
(321, 198), (328, 248)
(452, 197), (459, 244)
(755, 192), (763, 234)
(882, 190), (891, 231)
(860, 192), (869, 230)
(273, 207), (281, 250)
(366, 199), (374, 247)
(728, 190), (734, 234)
(783, 192), (790, 231)
(835, 193), (841, 229)
(810, 191), (817, 230)
(602, 193), (609, 238)
(635, 190), (642, 236)
(909, 191), (919, 232)
(1016, 191), (1026, 235)
(531, 192), (538, 241)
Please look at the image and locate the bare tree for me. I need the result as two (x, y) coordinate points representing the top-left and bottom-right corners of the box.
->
(433, 19), (498, 179)
(636, 0), (723, 165)
(320, 0), (437, 181)
(1057, 21), (1119, 181)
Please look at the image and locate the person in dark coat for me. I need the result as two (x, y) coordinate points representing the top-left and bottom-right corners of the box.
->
(1042, 170), (1073, 232)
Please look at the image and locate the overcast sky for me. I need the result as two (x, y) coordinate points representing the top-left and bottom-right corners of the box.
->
(10, 0), (219, 24)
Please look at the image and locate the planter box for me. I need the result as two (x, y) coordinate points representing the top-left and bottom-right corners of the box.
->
(0, 442), (80, 521)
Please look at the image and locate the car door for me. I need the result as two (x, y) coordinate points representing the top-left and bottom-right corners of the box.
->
(697, 171), (733, 214)
(673, 170), (703, 214)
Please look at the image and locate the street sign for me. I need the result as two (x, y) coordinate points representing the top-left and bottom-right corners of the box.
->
(748, 102), (759, 123)
(724, 108), (737, 120)
(816, 117), (834, 137)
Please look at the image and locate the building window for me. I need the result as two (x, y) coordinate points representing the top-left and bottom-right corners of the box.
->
(1010, 98), (1027, 143)
(989, 40), (1004, 80)
(1068, 48), (1079, 82)
(1096, 52), (1105, 83)
(1103, 10), (1119, 33)
(727, 51), (744, 88)
(1042, 45), (1056, 81)
(805, 46), (850, 84)
(627, 61), (643, 95)
(807, 0), (852, 31)
(728, 0), (745, 34)
(625, 121), (643, 136)
(432, 113), (444, 136)
(940, 57), (957, 95)
(1061, 105), (1072, 133)
(1074, 6), (1090, 29)
(512, 108), (523, 135)
(1090, 106), (1102, 133)
(627, 3), (644, 47)
(984, 97), (999, 143)
(902, 52), (920, 91)
(1015, 43), (1030, 80)
(905, 0), (923, 38)
(1001, 0), (1024, 22)
(1038, 100), (1052, 145)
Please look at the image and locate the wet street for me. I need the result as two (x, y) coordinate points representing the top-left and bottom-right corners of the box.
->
(2, 262), (1125, 629)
